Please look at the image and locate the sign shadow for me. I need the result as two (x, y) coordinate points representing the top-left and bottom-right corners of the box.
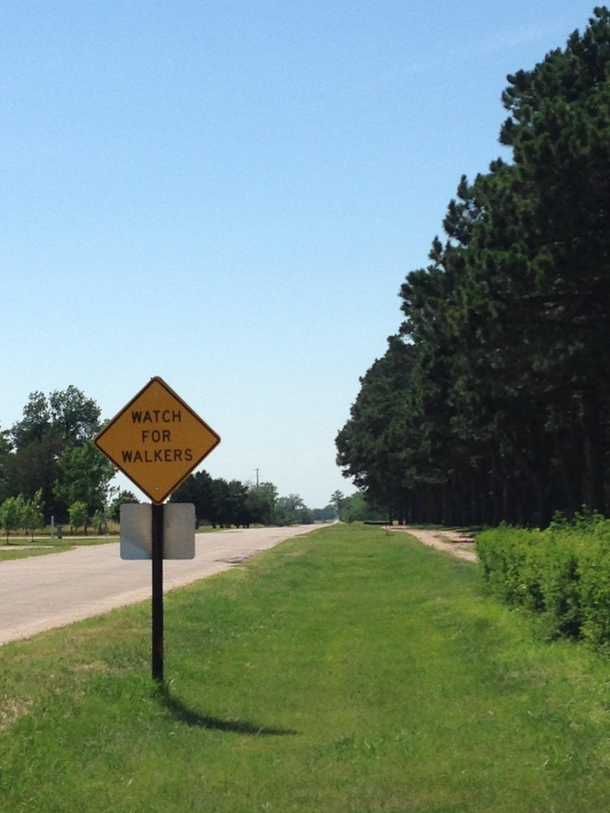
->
(156, 683), (298, 736)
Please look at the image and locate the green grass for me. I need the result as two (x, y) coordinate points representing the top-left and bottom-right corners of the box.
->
(2, 519), (121, 538)
(0, 545), (73, 562)
(0, 536), (118, 562)
(0, 523), (231, 561)
(1, 524), (610, 811)
(0, 523), (227, 561)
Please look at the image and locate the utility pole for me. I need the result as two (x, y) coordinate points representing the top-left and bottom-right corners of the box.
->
(255, 468), (260, 489)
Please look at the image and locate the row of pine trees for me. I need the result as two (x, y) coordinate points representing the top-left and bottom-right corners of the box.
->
(336, 8), (610, 527)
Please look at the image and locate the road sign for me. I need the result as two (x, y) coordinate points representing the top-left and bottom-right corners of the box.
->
(94, 377), (220, 504)
(120, 503), (196, 560)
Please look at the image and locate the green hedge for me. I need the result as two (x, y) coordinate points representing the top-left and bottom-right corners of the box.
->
(476, 515), (610, 647)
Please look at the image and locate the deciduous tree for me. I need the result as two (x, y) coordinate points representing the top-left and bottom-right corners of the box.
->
(22, 489), (44, 542)
(0, 495), (25, 544)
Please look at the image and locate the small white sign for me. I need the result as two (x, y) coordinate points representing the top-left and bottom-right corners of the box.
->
(120, 503), (196, 560)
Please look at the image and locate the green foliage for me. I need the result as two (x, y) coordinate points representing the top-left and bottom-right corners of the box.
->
(172, 472), (314, 527)
(245, 481), (277, 525)
(274, 493), (306, 525)
(54, 440), (114, 515)
(299, 507), (314, 524)
(337, 8), (610, 527)
(3, 386), (104, 521)
(91, 510), (108, 535)
(6, 526), (610, 810)
(330, 489), (344, 518)
(0, 494), (25, 543)
(21, 489), (45, 541)
(0, 428), (11, 503)
(172, 472), (258, 526)
(108, 489), (139, 521)
(340, 491), (385, 523)
(312, 504), (337, 521)
(336, 337), (425, 522)
(476, 515), (610, 646)
(68, 501), (88, 534)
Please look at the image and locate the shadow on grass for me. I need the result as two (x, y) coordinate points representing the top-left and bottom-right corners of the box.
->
(156, 683), (298, 736)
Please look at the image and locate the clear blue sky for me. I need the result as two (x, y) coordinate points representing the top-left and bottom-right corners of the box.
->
(0, 1), (599, 507)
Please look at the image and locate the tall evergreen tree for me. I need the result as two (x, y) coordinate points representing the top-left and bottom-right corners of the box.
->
(337, 7), (610, 526)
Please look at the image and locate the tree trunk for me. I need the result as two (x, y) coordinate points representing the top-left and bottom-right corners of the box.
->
(582, 389), (606, 515)
(535, 474), (553, 529)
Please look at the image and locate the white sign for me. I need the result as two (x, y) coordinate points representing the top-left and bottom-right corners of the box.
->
(120, 503), (196, 560)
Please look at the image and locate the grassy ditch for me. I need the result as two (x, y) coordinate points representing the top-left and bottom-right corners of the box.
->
(2, 524), (610, 811)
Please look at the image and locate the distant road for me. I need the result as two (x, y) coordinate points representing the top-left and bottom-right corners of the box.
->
(0, 525), (319, 646)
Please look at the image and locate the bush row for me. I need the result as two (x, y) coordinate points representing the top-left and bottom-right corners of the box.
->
(475, 515), (610, 648)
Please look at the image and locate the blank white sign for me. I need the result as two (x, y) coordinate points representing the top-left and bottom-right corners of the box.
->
(120, 503), (196, 560)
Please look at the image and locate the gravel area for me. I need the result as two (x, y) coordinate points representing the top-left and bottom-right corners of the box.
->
(387, 526), (478, 563)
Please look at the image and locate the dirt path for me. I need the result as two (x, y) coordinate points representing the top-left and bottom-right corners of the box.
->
(387, 526), (478, 563)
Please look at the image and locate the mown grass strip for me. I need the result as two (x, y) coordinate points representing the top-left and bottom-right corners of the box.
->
(0, 546), (73, 562)
(1, 524), (610, 812)
(0, 537), (119, 562)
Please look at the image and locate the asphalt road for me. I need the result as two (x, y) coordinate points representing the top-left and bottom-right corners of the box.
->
(0, 525), (319, 646)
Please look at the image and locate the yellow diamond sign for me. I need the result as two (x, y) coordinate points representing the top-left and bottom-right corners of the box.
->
(94, 377), (220, 504)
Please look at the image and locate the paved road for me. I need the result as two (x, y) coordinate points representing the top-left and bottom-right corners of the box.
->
(0, 525), (319, 646)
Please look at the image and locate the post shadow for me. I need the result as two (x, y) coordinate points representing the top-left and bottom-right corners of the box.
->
(155, 683), (298, 736)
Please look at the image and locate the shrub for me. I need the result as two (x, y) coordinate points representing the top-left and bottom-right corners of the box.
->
(476, 515), (610, 648)
(68, 501), (88, 534)
(579, 541), (610, 649)
(476, 525), (543, 607)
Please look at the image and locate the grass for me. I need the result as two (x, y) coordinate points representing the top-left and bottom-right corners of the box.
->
(1, 524), (610, 811)
(3, 519), (122, 538)
(0, 522), (233, 561)
(0, 521), (236, 561)
(0, 545), (73, 562)
(0, 536), (118, 562)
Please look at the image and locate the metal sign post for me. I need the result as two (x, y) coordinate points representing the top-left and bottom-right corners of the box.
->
(94, 377), (220, 683)
(151, 503), (164, 682)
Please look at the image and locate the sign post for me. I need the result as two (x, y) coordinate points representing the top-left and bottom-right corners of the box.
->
(151, 503), (164, 682)
(94, 377), (220, 682)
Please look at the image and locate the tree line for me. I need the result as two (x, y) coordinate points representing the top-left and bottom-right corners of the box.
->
(170, 472), (321, 527)
(0, 386), (344, 535)
(0, 386), (115, 534)
(336, 8), (610, 528)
